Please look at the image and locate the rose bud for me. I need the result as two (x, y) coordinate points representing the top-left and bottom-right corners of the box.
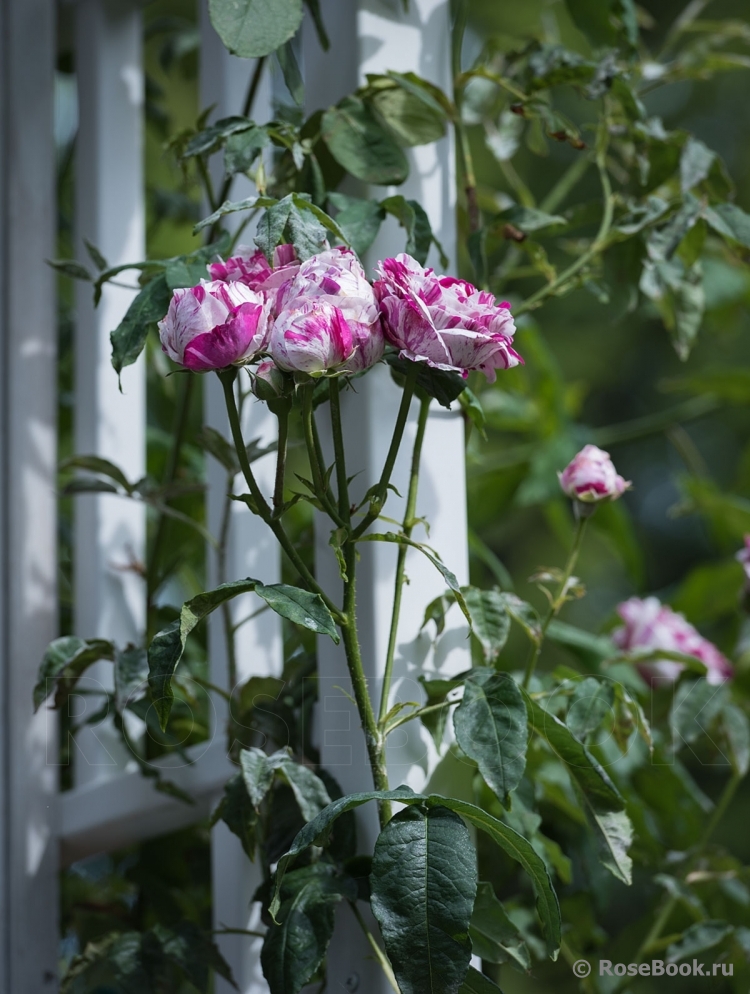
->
(613, 596), (733, 686)
(268, 299), (354, 375)
(374, 253), (521, 381)
(558, 445), (630, 503)
(280, 247), (384, 372)
(158, 281), (269, 372)
(251, 360), (286, 401)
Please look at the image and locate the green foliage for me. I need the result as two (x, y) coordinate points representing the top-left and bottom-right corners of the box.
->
(208, 0), (303, 59)
(370, 805), (476, 994)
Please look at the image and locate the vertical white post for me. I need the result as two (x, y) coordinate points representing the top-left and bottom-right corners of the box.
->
(199, 15), (283, 993)
(0, 0), (60, 987)
(306, 3), (469, 990)
(73, 0), (146, 783)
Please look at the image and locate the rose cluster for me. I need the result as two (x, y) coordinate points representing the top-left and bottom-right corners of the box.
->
(157, 245), (521, 383)
(613, 596), (733, 685)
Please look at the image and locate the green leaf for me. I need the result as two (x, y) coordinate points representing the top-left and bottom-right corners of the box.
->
(463, 587), (510, 661)
(524, 691), (632, 883)
(83, 238), (108, 271)
(240, 747), (332, 821)
(721, 703), (750, 776)
(670, 678), (728, 750)
(386, 352), (466, 408)
(495, 206), (566, 234)
(213, 773), (259, 860)
(328, 193), (385, 256)
(156, 921), (238, 992)
(381, 195), (436, 266)
(666, 920), (733, 963)
(111, 274), (172, 378)
(183, 116), (253, 159)
(262, 864), (349, 994)
(368, 77), (447, 147)
(469, 881), (530, 970)
(276, 41), (304, 107)
(114, 646), (148, 711)
(640, 256), (705, 360)
(149, 579), (338, 728)
(418, 675), (462, 747)
(370, 805), (476, 994)
(285, 201), (328, 261)
(270, 788), (560, 958)
(224, 125), (270, 176)
(60, 454), (134, 493)
(566, 677), (614, 741)
(453, 669), (527, 807)
(705, 202), (750, 248)
(546, 620), (615, 663)
(194, 194), (277, 235)
(304, 0), (329, 50)
(459, 967), (505, 994)
(321, 96), (409, 185)
(255, 196), (295, 259)
(34, 636), (115, 711)
(499, 594), (542, 645)
(208, 0), (303, 58)
(680, 137), (716, 193)
(48, 258), (93, 281)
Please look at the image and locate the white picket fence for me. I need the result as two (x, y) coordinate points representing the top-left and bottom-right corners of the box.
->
(0, 1), (468, 990)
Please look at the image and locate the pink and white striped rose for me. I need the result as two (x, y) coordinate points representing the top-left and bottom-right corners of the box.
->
(268, 299), (354, 374)
(208, 244), (300, 306)
(279, 247), (384, 373)
(613, 596), (733, 685)
(374, 253), (521, 381)
(158, 280), (269, 372)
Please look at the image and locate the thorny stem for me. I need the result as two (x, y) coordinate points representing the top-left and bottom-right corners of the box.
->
(523, 515), (588, 689)
(219, 370), (344, 621)
(379, 396), (431, 729)
(147, 374), (195, 633)
(514, 132), (614, 318)
(219, 470), (239, 691)
(452, 0), (480, 234)
(341, 540), (391, 826)
(302, 384), (345, 527)
(273, 406), (289, 513)
(329, 378), (351, 525)
(353, 366), (418, 540)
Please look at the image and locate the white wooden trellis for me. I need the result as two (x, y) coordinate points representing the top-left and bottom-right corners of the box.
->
(0, 2), (467, 991)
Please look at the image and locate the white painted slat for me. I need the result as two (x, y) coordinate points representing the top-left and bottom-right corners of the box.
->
(199, 15), (283, 992)
(73, 0), (146, 784)
(0, 0), (59, 987)
(306, 3), (468, 990)
(59, 738), (232, 866)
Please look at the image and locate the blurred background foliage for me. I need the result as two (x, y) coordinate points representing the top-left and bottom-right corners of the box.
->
(53, 0), (750, 990)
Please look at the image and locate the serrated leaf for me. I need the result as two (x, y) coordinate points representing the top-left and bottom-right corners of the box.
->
(499, 594), (542, 644)
(114, 646), (148, 711)
(666, 920), (733, 963)
(454, 669), (527, 807)
(369, 78), (446, 147)
(148, 579), (338, 728)
(328, 193), (385, 256)
(370, 805), (476, 994)
(261, 864), (348, 994)
(194, 195), (277, 235)
(208, 0), (304, 58)
(322, 95), (409, 185)
(459, 967), (505, 993)
(469, 881), (530, 970)
(271, 789), (560, 959)
(566, 677), (614, 741)
(34, 636), (115, 711)
(213, 773), (259, 860)
(463, 587), (510, 661)
(111, 274), (172, 378)
(224, 125), (270, 176)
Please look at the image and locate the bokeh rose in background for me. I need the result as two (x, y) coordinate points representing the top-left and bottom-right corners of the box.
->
(374, 253), (521, 380)
(559, 444), (630, 504)
(613, 596), (733, 685)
